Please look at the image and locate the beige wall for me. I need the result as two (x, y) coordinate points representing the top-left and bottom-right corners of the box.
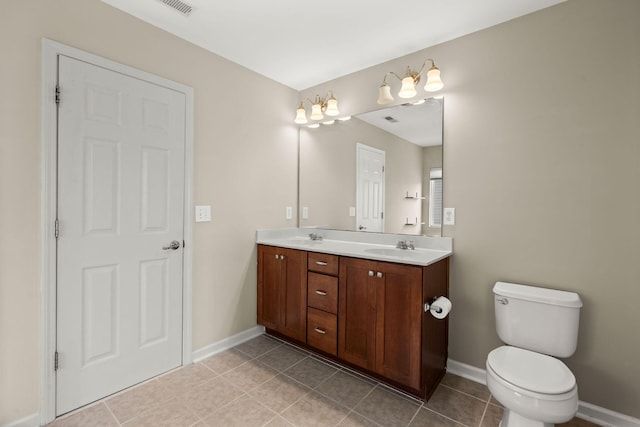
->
(301, 0), (640, 419)
(0, 0), (298, 423)
(299, 118), (423, 234)
(2, 0), (640, 424)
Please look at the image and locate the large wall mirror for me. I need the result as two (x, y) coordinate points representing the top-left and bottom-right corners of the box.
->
(299, 97), (443, 236)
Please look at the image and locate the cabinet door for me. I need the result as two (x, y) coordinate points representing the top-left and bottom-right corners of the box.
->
(375, 262), (423, 390)
(257, 245), (283, 331)
(280, 248), (308, 342)
(338, 257), (377, 370)
(257, 245), (307, 342)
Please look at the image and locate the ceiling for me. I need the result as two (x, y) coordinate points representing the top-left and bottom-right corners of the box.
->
(101, 0), (565, 91)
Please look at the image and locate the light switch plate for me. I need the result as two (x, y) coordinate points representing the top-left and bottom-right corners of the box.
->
(195, 205), (211, 222)
(443, 208), (455, 225)
(349, 207), (356, 217)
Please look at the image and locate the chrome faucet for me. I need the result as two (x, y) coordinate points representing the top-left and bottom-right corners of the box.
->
(309, 233), (323, 241)
(396, 240), (415, 250)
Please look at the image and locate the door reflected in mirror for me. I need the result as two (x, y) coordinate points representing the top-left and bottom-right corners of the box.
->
(299, 97), (443, 236)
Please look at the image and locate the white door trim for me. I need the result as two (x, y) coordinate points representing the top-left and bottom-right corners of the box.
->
(40, 38), (194, 425)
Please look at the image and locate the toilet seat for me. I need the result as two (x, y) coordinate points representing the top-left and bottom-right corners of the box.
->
(487, 346), (576, 395)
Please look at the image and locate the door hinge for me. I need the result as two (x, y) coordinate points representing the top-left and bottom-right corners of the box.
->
(54, 219), (60, 239)
(54, 351), (59, 371)
(55, 84), (61, 105)
(381, 212), (384, 219)
(183, 240), (185, 248)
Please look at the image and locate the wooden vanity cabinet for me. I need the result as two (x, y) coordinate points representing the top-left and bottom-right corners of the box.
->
(257, 245), (307, 343)
(257, 244), (449, 400)
(338, 257), (423, 391)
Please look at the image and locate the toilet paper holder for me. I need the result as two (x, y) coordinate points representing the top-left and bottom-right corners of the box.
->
(424, 296), (445, 313)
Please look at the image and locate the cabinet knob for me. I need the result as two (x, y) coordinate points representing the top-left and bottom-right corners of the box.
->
(314, 327), (327, 335)
(368, 270), (374, 276)
(377, 272), (383, 278)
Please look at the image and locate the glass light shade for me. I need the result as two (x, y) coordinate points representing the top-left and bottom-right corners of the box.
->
(310, 103), (324, 120)
(322, 120), (335, 125)
(398, 76), (417, 98)
(294, 106), (308, 124)
(424, 66), (444, 92)
(325, 97), (339, 116)
(307, 123), (320, 128)
(377, 84), (394, 105)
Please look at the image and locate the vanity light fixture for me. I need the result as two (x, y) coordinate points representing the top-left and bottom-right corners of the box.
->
(377, 58), (444, 105)
(294, 91), (340, 124)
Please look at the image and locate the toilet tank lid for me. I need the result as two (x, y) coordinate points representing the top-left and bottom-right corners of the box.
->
(493, 282), (582, 308)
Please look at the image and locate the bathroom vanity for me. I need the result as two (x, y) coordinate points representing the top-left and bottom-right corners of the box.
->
(256, 229), (452, 400)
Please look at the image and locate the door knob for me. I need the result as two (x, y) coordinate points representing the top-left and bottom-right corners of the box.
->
(359, 225), (367, 230)
(162, 240), (181, 250)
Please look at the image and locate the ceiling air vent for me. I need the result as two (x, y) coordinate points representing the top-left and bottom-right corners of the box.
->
(156, 0), (193, 16)
(384, 116), (399, 123)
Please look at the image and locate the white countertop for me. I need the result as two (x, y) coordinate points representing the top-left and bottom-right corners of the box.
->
(256, 228), (452, 267)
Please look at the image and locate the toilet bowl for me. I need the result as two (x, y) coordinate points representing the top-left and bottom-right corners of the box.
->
(487, 282), (582, 427)
(487, 346), (578, 427)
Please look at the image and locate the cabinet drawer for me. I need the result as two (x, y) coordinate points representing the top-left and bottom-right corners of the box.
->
(307, 272), (338, 314)
(307, 308), (337, 356)
(308, 252), (339, 276)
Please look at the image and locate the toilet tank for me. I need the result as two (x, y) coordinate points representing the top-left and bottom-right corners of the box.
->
(494, 282), (582, 358)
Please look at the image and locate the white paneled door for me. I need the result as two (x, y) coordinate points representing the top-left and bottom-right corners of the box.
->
(56, 55), (186, 415)
(356, 143), (385, 233)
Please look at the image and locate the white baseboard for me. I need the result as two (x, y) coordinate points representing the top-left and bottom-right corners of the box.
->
(0, 413), (39, 427)
(447, 358), (640, 427)
(191, 325), (265, 362)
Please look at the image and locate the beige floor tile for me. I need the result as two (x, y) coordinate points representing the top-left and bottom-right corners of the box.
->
(283, 357), (338, 388)
(257, 343), (308, 372)
(202, 394), (277, 427)
(105, 378), (174, 423)
(282, 391), (350, 427)
(480, 403), (503, 427)
(234, 335), (282, 358)
(337, 411), (383, 427)
(424, 385), (487, 426)
(122, 398), (198, 426)
(315, 370), (376, 409)
(47, 402), (118, 427)
(223, 359), (279, 391)
(353, 386), (421, 427)
(409, 407), (466, 427)
(158, 362), (217, 395)
(180, 376), (244, 419)
(263, 415), (295, 426)
(440, 373), (491, 401)
(201, 348), (252, 374)
(250, 373), (311, 413)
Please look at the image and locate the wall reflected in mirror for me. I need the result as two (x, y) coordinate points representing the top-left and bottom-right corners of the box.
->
(299, 97), (443, 236)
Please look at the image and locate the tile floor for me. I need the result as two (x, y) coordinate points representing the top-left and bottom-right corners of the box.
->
(48, 335), (598, 427)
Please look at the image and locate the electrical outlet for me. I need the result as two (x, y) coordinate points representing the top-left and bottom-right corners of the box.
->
(286, 206), (293, 220)
(302, 207), (309, 219)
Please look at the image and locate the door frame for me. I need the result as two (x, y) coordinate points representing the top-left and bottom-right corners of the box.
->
(40, 38), (194, 425)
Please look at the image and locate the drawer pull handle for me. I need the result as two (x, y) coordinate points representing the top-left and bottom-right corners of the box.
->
(314, 327), (327, 334)
(315, 290), (328, 296)
(315, 261), (328, 266)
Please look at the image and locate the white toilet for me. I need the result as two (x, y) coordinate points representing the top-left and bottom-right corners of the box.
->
(486, 281), (583, 427)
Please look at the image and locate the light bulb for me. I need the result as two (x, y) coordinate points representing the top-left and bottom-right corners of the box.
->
(310, 103), (324, 121)
(399, 76), (417, 98)
(424, 65), (444, 92)
(294, 105), (307, 124)
(325, 96), (339, 116)
(377, 84), (394, 105)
